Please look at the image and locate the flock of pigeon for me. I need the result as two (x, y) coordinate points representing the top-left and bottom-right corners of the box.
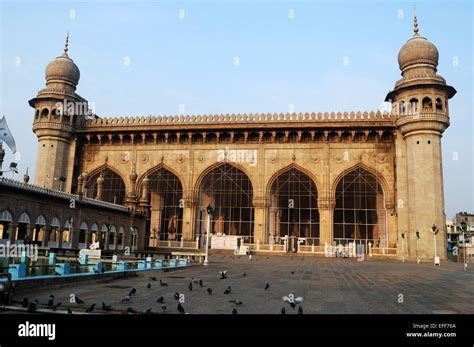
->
(16, 256), (305, 315)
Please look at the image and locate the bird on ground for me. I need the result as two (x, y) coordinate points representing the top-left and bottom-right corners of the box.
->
(199, 279), (203, 287)
(27, 300), (39, 313)
(191, 278), (199, 285)
(143, 308), (152, 314)
(67, 308), (72, 314)
(121, 295), (131, 304)
(188, 282), (193, 291)
(229, 299), (242, 305)
(47, 295), (54, 307)
(129, 288), (137, 296)
(282, 295), (303, 308)
(149, 276), (157, 281)
(86, 304), (95, 313)
(298, 306), (304, 314)
(160, 304), (167, 312)
(219, 271), (228, 279)
(102, 303), (112, 311)
(127, 307), (138, 314)
(242, 273), (246, 277)
(174, 292), (180, 300)
(177, 303), (185, 314)
(93, 268), (100, 274)
(232, 308), (237, 314)
(21, 297), (29, 308)
(75, 296), (85, 305)
(264, 283), (270, 290)
(206, 288), (213, 295)
(291, 271), (295, 275)
(147, 283), (151, 289)
(281, 307), (286, 314)
(160, 279), (168, 286)
(156, 296), (164, 304)
(224, 286), (232, 294)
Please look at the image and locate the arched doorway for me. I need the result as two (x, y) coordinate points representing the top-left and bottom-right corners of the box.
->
(333, 167), (387, 250)
(16, 212), (30, 243)
(33, 215), (46, 246)
(268, 168), (319, 252)
(195, 163), (254, 244)
(89, 168), (126, 204)
(146, 167), (183, 245)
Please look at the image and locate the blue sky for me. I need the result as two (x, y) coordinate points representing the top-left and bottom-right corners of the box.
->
(0, 0), (472, 218)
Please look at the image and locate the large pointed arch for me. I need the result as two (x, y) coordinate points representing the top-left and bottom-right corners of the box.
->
(265, 163), (321, 196)
(140, 165), (184, 244)
(266, 165), (320, 248)
(88, 164), (126, 204)
(332, 164), (388, 249)
(194, 162), (254, 243)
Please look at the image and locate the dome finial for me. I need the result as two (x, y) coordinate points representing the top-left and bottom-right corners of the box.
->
(64, 31), (69, 55)
(413, 5), (420, 37)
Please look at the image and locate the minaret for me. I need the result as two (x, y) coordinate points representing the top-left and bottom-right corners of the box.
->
(386, 10), (456, 260)
(29, 33), (88, 191)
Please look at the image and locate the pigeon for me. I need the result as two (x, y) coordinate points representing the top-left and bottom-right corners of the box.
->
(67, 308), (72, 314)
(199, 279), (203, 287)
(160, 280), (168, 287)
(47, 295), (54, 307)
(264, 283), (270, 290)
(27, 300), (39, 313)
(21, 297), (29, 308)
(129, 288), (137, 296)
(121, 295), (131, 304)
(75, 296), (85, 305)
(174, 292), (180, 300)
(229, 299), (242, 305)
(147, 283), (151, 289)
(191, 278), (199, 285)
(219, 271), (228, 279)
(206, 288), (213, 295)
(143, 308), (152, 314)
(177, 303), (185, 314)
(102, 303), (112, 311)
(156, 296), (164, 304)
(86, 304), (95, 313)
(298, 306), (304, 314)
(224, 286), (232, 294)
(243, 273), (246, 277)
(127, 307), (138, 314)
(93, 268), (100, 274)
(282, 295), (303, 307)
(188, 282), (193, 291)
(291, 271), (295, 275)
(281, 307), (286, 314)
(160, 304), (167, 312)
(232, 308), (237, 314)
(149, 276), (157, 281)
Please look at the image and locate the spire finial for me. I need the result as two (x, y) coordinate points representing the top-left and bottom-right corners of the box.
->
(413, 5), (419, 36)
(64, 31), (69, 55)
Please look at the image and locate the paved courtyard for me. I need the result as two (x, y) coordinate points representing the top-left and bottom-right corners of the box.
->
(9, 256), (474, 314)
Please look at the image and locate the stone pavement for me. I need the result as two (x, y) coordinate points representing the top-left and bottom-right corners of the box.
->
(9, 255), (474, 314)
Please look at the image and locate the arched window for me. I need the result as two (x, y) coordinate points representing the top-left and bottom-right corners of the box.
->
(333, 167), (387, 249)
(49, 217), (60, 243)
(0, 210), (12, 240)
(422, 97), (433, 112)
(435, 98), (443, 112)
(195, 164), (254, 244)
(268, 168), (319, 248)
(409, 98), (419, 113)
(79, 221), (88, 244)
(41, 108), (49, 118)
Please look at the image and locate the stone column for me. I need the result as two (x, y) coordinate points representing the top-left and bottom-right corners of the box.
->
(124, 169), (138, 209)
(77, 174), (84, 196)
(8, 222), (17, 242)
(318, 198), (335, 245)
(253, 196), (269, 243)
(182, 197), (196, 241)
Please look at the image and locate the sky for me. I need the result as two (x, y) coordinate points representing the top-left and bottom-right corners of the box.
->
(0, 0), (472, 218)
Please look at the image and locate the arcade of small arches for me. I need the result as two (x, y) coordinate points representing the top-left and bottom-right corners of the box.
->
(78, 162), (391, 251)
(78, 129), (395, 146)
(395, 95), (447, 115)
(0, 210), (139, 251)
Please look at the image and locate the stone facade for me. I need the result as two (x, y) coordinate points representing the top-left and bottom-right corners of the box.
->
(26, 18), (456, 259)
